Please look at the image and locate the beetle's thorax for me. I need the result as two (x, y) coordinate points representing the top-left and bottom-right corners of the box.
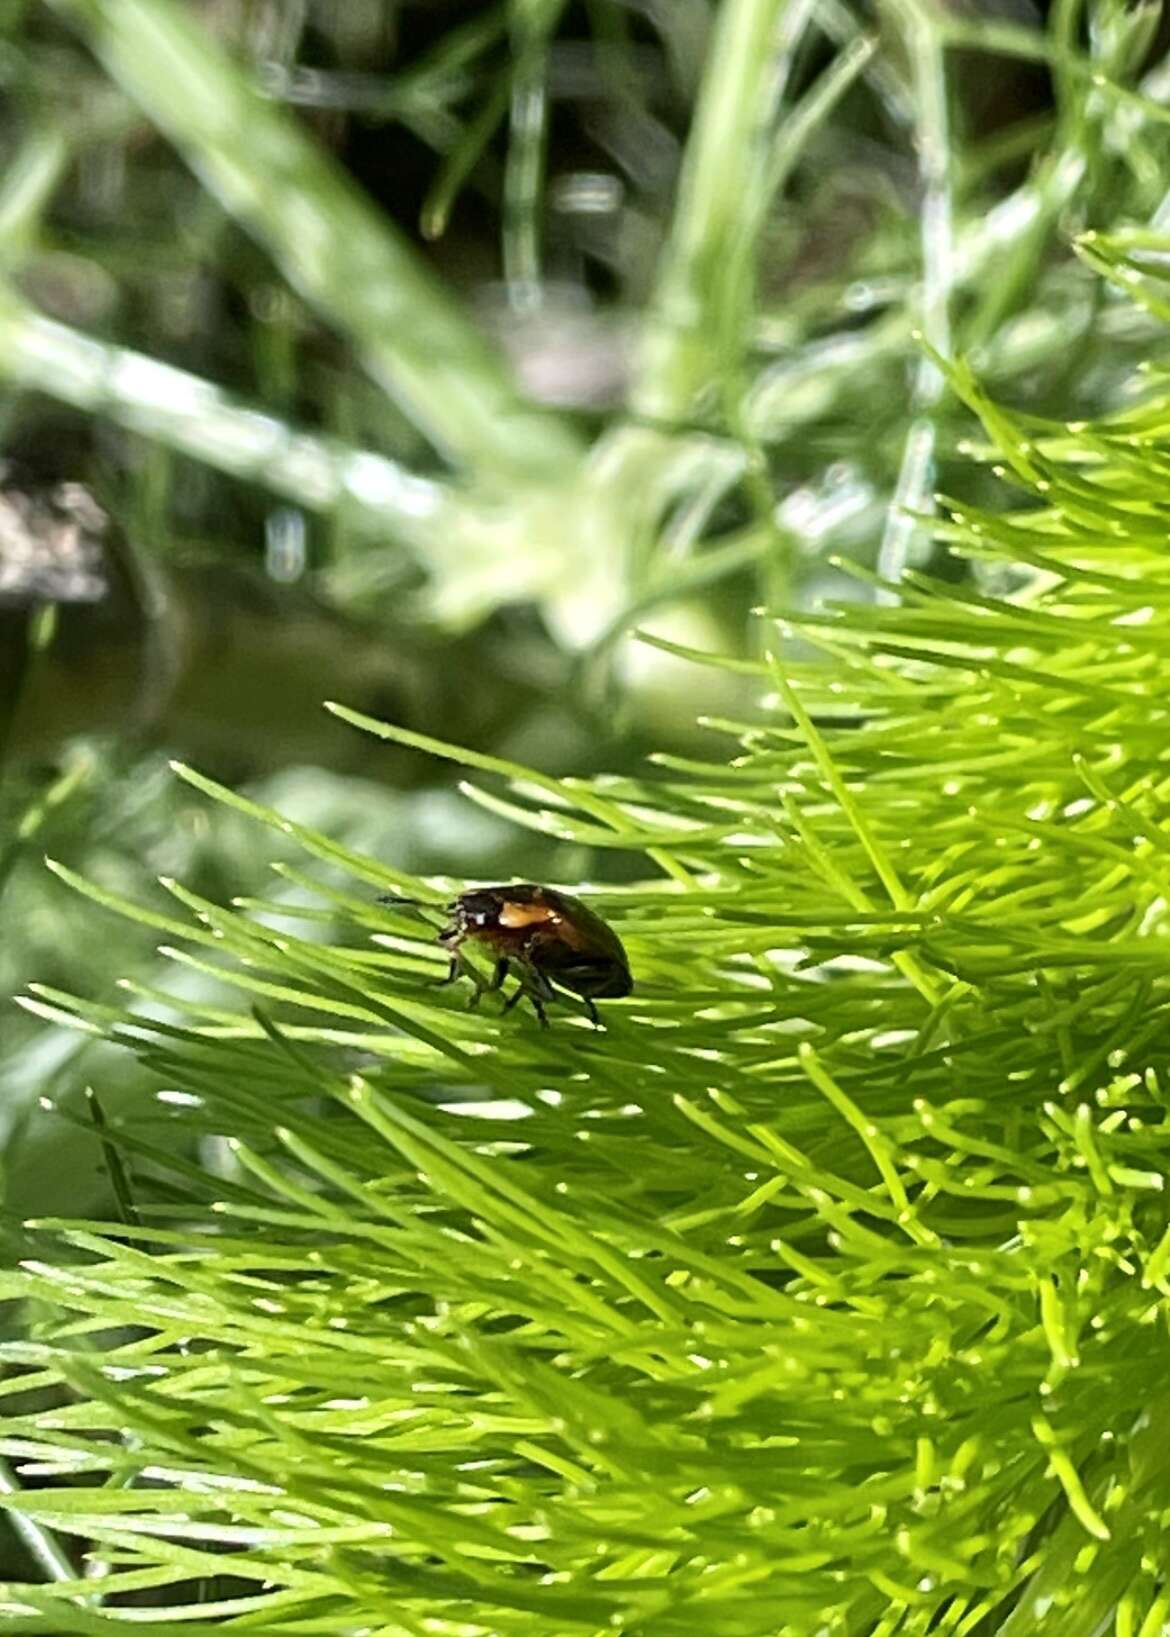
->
(449, 889), (548, 933)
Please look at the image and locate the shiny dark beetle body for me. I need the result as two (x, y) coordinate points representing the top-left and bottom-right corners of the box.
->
(438, 884), (632, 1026)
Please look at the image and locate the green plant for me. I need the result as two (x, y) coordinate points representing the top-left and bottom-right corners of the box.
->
(9, 0), (1170, 1630)
(6, 354), (1170, 1629)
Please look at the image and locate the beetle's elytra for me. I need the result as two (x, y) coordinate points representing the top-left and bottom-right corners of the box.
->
(385, 882), (632, 1027)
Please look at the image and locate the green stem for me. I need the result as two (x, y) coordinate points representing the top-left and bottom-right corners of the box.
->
(50, 0), (580, 481)
(0, 127), (70, 269)
(502, 0), (564, 311)
(0, 284), (484, 573)
(631, 0), (787, 424)
(877, 0), (954, 597)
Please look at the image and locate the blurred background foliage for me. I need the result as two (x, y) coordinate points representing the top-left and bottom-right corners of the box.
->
(4, 0), (1170, 1260)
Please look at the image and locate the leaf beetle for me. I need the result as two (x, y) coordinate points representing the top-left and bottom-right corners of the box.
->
(383, 883), (632, 1027)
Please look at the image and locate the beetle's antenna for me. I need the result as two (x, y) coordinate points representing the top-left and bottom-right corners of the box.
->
(376, 893), (447, 919)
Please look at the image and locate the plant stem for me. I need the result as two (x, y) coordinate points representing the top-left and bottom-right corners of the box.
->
(877, 0), (954, 599)
(631, 0), (787, 424)
(0, 128), (70, 270)
(502, 0), (564, 312)
(0, 286), (461, 552)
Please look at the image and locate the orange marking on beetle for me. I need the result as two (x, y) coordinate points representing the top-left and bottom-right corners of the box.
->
(497, 901), (558, 930)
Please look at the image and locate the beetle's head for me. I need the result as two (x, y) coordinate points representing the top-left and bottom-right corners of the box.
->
(450, 890), (504, 929)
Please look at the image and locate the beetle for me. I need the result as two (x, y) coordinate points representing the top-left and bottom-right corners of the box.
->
(383, 883), (632, 1027)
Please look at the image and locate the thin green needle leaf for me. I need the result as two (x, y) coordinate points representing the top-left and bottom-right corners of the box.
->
(83, 1089), (140, 1229)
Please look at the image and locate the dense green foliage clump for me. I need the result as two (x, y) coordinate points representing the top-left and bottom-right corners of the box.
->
(6, 367), (1170, 1631)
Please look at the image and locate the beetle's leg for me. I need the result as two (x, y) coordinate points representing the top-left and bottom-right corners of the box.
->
(457, 951), (491, 1009)
(435, 937), (479, 1000)
(528, 970), (555, 1029)
(502, 983), (547, 1025)
(490, 958), (510, 991)
(584, 996), (600, 1028)
(502, 968), (551, 1027)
